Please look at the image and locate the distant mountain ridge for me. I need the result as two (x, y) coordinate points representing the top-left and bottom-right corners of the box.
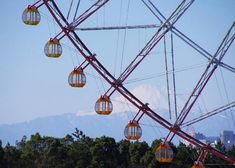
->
(0, 112), (162, 146)
(0, 109), (234, 146)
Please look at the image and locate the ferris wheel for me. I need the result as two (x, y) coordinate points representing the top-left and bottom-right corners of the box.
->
(22, 0), (235, 167)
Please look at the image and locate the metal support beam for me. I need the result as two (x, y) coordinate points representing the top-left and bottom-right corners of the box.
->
(75, 24), (160, 31)
(69, 0), (110, 29)
(142, 0), (235, 73)
(176, 22), (235, 126)
(182, 101), (235, 127)
(39, 0), (235, 164)
(48, 0), (110, 42)
(103, 0), (194, 98)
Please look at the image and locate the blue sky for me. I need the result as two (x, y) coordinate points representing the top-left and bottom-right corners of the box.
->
(0, 0), (235, 130)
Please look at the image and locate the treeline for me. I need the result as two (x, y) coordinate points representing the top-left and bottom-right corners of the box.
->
(0, 129), (235, 168)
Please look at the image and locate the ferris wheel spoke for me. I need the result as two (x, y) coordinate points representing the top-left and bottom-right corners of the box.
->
(175, 22), (235, 127)
(57, 25), (174, 127)
(31, 0), (44, 8)
(117, 0), (194, 83)
(219, 61), (235, 73)
(64, 32), (235, 163)
(135, 102), (235, 164)
(39, 0), (110, 46)
(176, 129), (235, 164)
(64, 30), (174, 129)
(42, 0), (110, 62)
(98, 0), (194, 101)
(161, 23), (235, 147)
(48, 0), (69, 25)
(23, 0), (235, 166)
(142, 0), (235, 74)
(182, 101), (235, 127)
(158, 22), (235, 165)
(69, 0), (110, 29)
(155, 124), (235, 164)
(75, 24), (160, 31)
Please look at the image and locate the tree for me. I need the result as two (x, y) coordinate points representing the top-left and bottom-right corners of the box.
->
(228, 146), (235, 158)
(215, 139), (226, 152)
(172, 142), (194, 168)
(3, 143), (21, 168)
(72, 128), (86, 141)
(68, 141), (92, 168)
(205, 140), (228, 166)
(0, 140), (5, 167)
(117, 140), (131, 168)
(129, 141), (149, 167)
(91, 136), (119, 168)
(19, 133), (45, 167)
(41, 137), (72, 167)
(1, 130), (235, 168)
(140, 150), (157, 168)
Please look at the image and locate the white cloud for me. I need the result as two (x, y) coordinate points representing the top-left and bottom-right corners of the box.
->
(75, 84), (185, 118)
(112, 84), (169, 114)
(76, 110), (95, 116)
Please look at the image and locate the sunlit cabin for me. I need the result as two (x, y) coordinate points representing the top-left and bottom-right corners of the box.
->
(68, 68), (86, 87)
(155, 143), (173, 163)
(124, 120), (142, 140)
(192, 161), (204, 168)
(95, 96), (113, 115)
(22, 6), (40, 25)
(44, 39), (62, 58)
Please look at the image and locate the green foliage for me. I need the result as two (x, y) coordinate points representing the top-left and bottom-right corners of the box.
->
(228, 146), (235, 158)
(3, 143), (21, 167)
(0, 129), (235, 168)
(0, 140), (4, 167)
(129, 141), (149, 167)
(117, 140), (130, 168)
(173, 142), (194, 167)
(91, 136), (119, 168)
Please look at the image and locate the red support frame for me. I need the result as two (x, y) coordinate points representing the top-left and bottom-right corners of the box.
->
(28, 0), (44, 9)
(164, 22), (235, 143)
(28, 0), (235, 165)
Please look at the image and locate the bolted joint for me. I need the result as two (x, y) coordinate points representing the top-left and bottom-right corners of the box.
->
(89, 53), (96, 61)
(66, 24), (74, 31)
(115, 79), (122, 86)
(172, 124), (180, 131)
(142, 103), (150, 110)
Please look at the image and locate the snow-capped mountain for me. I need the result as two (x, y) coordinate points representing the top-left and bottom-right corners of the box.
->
(0, 84), (234, 146)
(0, 111), (168, 146)
(0, 109), (234, 146)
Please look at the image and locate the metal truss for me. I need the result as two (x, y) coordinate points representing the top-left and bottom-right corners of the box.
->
(27, 0), (235, 164)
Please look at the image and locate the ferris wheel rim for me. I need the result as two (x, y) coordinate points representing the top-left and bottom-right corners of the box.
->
(25, 0), (235, 165)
